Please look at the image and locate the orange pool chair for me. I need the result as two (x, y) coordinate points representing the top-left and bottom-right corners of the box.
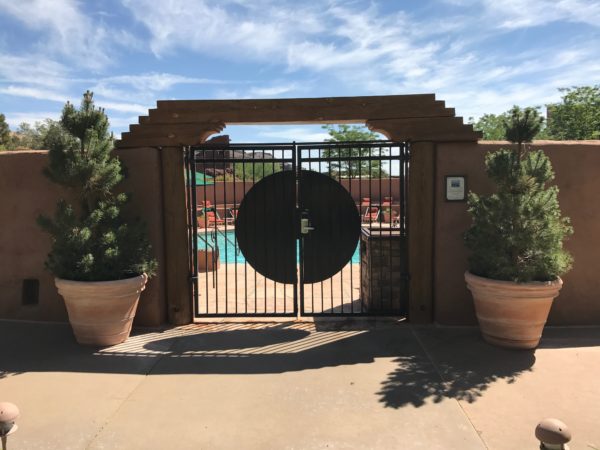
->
(206, 210), (225, 227)
(363, 206), (380, 223)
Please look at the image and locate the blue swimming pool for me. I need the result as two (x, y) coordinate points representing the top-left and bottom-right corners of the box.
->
(197, 230), (360, 264)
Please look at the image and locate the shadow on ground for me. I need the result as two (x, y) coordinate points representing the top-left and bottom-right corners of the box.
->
(379, 327), (536, 408)
(3, 321), (595, 408)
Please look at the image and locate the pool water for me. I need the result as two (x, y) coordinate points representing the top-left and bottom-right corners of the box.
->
(197, 230), (360, 264)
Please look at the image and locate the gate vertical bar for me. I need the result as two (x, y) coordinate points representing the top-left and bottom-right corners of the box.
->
(293, 143), (300, 316)
(186, 146), (200, 316)
(400, 142), (410, 316)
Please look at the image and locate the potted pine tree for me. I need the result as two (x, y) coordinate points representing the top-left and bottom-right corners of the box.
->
(38, 91), (157, 346)
(464, 107), (573, 349)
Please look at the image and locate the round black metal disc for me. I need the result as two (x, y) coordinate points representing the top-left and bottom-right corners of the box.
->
(235, 171), (297, 284)
(300, 171), (361, 283)
(235, 170), (361, 284)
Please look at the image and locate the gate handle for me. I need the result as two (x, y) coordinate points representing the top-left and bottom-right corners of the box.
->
(301, 218), (315, 235)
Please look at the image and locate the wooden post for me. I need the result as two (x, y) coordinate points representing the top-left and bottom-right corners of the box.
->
(161, 146), (193, 325)
(407, 141), (435, 323)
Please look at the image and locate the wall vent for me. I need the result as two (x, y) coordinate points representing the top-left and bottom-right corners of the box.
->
(22, 279), (39, 305)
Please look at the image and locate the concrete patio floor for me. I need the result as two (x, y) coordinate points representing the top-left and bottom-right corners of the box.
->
(1, 320), (599, 450)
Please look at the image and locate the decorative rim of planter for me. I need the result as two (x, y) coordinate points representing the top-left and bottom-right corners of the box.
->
(465, 271), (562, 297)
(55, 273), (148, 297)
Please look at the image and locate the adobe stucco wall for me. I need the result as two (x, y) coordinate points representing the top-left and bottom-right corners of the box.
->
(434, 140), (600, 325)
(0, 149), (166, 326)
(3, 140), (600, 327)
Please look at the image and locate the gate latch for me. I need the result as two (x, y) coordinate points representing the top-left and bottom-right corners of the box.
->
(300, 214), (315, 235)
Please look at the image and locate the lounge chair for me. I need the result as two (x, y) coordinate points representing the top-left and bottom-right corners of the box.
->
(363, 206), (380, 224)
(225, 207), (238, 225)
(197, 206), (225, 228)
(206, 210), (225, 227)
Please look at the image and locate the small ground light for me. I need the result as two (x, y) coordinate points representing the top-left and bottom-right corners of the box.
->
(536, 418), (571, 450)
(0, 402), (19, 450)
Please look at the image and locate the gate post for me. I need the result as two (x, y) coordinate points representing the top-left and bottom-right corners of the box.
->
(407, 141), (435, 323)
(161, 146), (193, 325)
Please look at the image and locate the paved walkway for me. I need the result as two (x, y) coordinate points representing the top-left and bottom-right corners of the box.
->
(1, 321), (599, 449)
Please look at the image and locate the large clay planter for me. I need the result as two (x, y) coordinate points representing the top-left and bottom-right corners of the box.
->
(55, 274), (148, 346)
(198, 248), (220, 272)
(465, 271), (563, 349)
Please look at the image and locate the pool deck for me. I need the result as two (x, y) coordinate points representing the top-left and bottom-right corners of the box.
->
(2, 321), (599, 449)
(197, 263), (363, 315)
(194, 224), (400, 316)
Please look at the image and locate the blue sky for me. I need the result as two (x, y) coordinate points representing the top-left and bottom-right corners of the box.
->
(0, 0), (598, 142)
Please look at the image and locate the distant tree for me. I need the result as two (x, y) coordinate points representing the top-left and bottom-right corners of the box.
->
(470, 108), (549, 141)
(546, 85), (600, 140)
(0, 113), (10, 150)
(233, 160), (281, 181)
(469, 113), (507, 140)
(322, 124), (387, 177)
(12, 119), (59, 149)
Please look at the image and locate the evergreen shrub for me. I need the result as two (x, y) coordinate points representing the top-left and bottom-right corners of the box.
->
(465, 106), (573, 282)
(38, 91), (157, 281)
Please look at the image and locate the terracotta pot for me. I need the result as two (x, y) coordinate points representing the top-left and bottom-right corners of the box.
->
(198, 247), (220, 272)
(55, 274), (148, 346)
(465, 271), (563, 349)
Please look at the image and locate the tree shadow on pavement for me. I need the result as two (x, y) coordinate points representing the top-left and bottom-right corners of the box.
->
(378, 327), (536, 408)
(1, 320), (543, 409)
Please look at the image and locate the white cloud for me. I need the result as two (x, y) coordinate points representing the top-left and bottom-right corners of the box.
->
(0, 85), (73, 103)
(92, 73), (230, 103)
(0, 53), (69, 88)
(94, 101), (150, 115)
(481, 0), (600, 29)
(0, 0), (140, 69)
(3, 111), (60, 128)
(122, 0), (312, 60)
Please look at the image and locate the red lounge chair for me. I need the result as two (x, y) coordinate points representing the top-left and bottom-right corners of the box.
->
(197, 206), (225, 228)
(363, 206), (380, 223)
(206, 210), (225, 227)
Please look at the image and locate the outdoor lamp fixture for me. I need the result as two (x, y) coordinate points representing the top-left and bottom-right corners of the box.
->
(535, 418), (572, 450)
(0, 402), (19, 450)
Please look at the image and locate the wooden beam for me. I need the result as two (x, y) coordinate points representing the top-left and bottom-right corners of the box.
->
(161, 146), (193, 325)
(157, 94), (437, 109)
(125, 122), (225, 139)
(368, 117), (481, 142)
(116, 127), (224, 148)
(146, 94), (453, 124)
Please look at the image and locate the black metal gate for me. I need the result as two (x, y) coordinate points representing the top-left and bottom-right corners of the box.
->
(185, 141), (410, 318)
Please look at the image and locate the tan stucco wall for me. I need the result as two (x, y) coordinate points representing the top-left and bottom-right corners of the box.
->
(118, 147), (166, 326)
(434, 140), (600, 325)
(0, 149), (166, 326)
(3, 139), (599, 327)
